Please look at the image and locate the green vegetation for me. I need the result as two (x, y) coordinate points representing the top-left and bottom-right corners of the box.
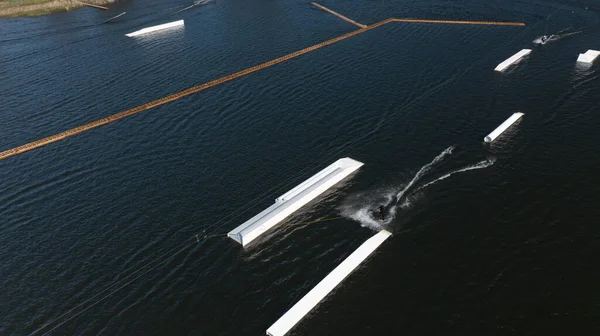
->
(0, 0), (114, 18)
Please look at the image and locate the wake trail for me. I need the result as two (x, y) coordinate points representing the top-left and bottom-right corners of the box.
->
(416, 157), (497, 191)
(341, 147), (495, 230)
(340, 145), (454, 231)
(395, 146), (454, 200)
(560, 30), (585, 38)
(533, 28), (585, 44)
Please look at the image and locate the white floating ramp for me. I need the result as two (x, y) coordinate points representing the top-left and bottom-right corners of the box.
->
(228, 158), (363, 247)
(576, 50), (600, 64)
(266, 230), (392, 336)
(484, 112), (524, 143)
(494, 49), (532, 72)
(125, 20), (184, 37)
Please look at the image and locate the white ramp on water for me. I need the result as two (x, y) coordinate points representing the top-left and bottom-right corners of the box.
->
(228, 158), (364, 247)
(125, 20), (184, 37)
(577, 50), (600, 64)
(484, 112), (524, 143)
(266, 230), (392, 336)
(494, 49), (532, 72)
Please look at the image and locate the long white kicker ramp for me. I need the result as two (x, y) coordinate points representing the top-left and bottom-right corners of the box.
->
(266, 230), (392, 336)
(228, 158), (363, 247)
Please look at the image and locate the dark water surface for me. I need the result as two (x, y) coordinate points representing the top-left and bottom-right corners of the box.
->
(1, 0), (600, 334)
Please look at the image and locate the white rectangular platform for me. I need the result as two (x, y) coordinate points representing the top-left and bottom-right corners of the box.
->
(484, 112), (524, 143)
(125, 20), (184, 37)
(577, 50), (600, 64)
(494, 49), (531, 72)
(266, 230), (392, 336)
(228, 158), (363, 247)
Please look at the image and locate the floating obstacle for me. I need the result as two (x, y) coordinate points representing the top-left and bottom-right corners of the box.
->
(125, 20), (184, 37)
(576, 50), (600, 64)
(484, 112), (524, 143)
(494, 49), (531, 72)
(266, 230), (392, 336)
(228, 158), (363, 247)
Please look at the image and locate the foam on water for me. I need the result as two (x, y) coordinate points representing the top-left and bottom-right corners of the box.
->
(345, 204), (397, 231)
(340, 188), (397, 231)
(340, 146), (454, 229)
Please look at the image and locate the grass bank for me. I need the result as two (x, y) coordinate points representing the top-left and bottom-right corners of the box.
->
(0, 0), (115, 18)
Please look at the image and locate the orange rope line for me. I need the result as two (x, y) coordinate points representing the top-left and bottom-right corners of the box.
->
(311, 2), (367, 28)
(0, 17), (525, 162)
(392, 18), (525, 26)
(0, 22), (381, 161)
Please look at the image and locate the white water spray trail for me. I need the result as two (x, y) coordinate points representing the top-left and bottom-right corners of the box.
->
(395, 146), (454, 200)
(418, 157), (497, 191)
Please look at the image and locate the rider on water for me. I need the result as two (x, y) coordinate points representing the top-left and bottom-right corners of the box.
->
(375, 205), (385, 220)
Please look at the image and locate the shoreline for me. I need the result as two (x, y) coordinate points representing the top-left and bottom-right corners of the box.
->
(0, 0), (116, 18)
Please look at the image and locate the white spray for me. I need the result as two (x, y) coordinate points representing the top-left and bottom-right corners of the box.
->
(341, 149), (497, 230)
(417, 157), (497, 191)
(395, 146), (455, 200)
(340, 146), (454, 230)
